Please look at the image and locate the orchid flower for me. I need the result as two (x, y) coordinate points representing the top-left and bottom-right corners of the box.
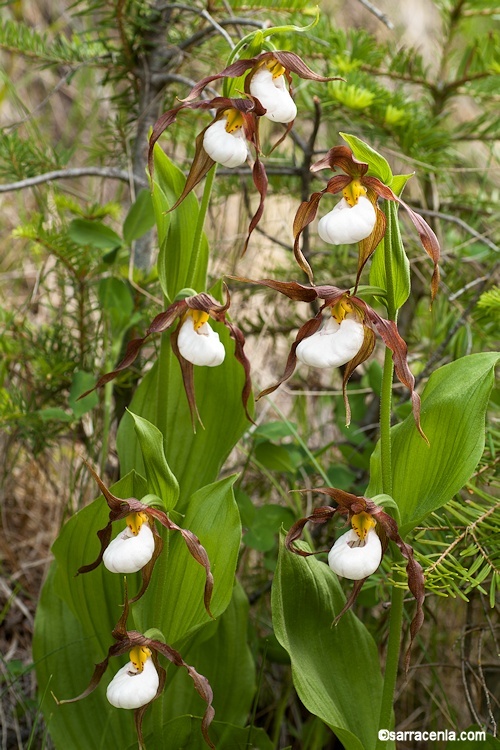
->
(86, 288), (252, 428)
(57, 586), (215, 749)
(293, 145), (440, 297)
(182, 50), (340, 124)
(149, 52), (340, 253)
(77, 462), (214, 611)
(148, 96), (266, 254)
(285, 487), (425, 669)
(233, 277), (425, 437)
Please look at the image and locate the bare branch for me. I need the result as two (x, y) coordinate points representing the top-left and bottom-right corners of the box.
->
(0, 167), (147, 193)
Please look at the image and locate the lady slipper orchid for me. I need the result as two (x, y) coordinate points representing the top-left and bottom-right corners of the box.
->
(84, 288), (252, 428)
(295, 304), (365, 369)
(202, 110), (249, 168)
(293, 145), (440, 296)
(177, 310), (225, 367)
(248, 62), (297, 123)
(317, 193), (377, 245)
(327, 513), (382, 580)
(285, 487), (425, 669)
(106, 646), (159, 709)
(57, 588), (215, 748)
(77, 462), (214, 612)
(148, 97), (266, 254)
(148, 53), (340, 252)
(233, 277), (425, 437)
(102, 512), (155, 574)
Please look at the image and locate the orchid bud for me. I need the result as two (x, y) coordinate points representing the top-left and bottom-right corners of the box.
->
(296, 316), (365, 369)
(103, 513), (155, 574)
(106, 647), (159, 710)
(318, 195), (376, 245)
(328, 527), (382, 580)
(249, 67), (297, 123)
(203, 116), (249, 168)
(177, 311), (225, 367)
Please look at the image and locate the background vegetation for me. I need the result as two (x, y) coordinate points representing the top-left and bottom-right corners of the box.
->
(0, 0), (498, 748)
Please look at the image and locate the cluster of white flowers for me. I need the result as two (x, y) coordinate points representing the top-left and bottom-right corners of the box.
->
(203, 62), (297, 168)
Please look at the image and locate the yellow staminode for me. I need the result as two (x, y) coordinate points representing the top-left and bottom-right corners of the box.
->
(129, 646), (152, 673)
(190, 310), (210, 331)
(351, 511), (376, 541)
(266, 58), (286, 79)
(224, 109), (244, 133)
(126, 511), (149, 536)
(342, 179), (367, 207)
(331, 298), (354, 323)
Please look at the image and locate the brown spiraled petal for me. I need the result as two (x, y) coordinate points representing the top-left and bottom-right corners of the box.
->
(258, 314), (322, 399)
(174, 526), (214, 619)
(79, 334), (148, 399)
(76, 522), (114, 575)
(341, 325), (376, 426)
(182, 58), (258, 102)
(129, 529), (164, 604)
(230, 277), (321, 303)
(371, 506), (425, 671)
(267, 50), (340, 82)
(241, 156), (268, 256)
(311, 146), (368, 178)
(148, 104), (186, 177)
(170, 323), (203, 431)
(357, 301), (427, 442)
(332, 578), (367, 625)
(55, 654), (113, 706)
(146, 300), (189, 335)
(78, 300), (188, 402)
(362, 176), (440, 303)
(285, 505), (337, 556)
(354, 198), (386, 293)
(309, 487), (366, 514)
(164, 127), (216, 213)
(225, 319), (254, 424)
(186, 291), (229, 316)
(292, 190), (326, 283)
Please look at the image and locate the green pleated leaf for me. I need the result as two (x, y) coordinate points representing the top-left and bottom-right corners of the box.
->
(33, 472), (148, 750)
(133, 475), (241, 644)
(123, 188), (156, 243)
(136, 716), (274, 750)
(128, 410), (179, 511)
(367, 352), (500, 535)
(340, 132), (393, 184)
(272, 535), (385, 750)
(116, 330), (251, 508)
(151, 146), (209, 302)
(156, 582), (255, 728)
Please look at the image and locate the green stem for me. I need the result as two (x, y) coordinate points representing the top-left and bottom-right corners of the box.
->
(375, 198), (403, 748)
(374, 583), (405, 750)
(380, 346), (394, 499)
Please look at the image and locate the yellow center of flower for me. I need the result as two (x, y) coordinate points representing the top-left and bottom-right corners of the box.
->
(129, 646), (152, 673)
(351, 511), (376, 541)
(266, 58), (286, 79)
(343, 179), (367, 207)
(190, 309), (210, 331)
(224, 108), (244, 133)
(126, 511), (149, 536)
(331, 298), (354, 323)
